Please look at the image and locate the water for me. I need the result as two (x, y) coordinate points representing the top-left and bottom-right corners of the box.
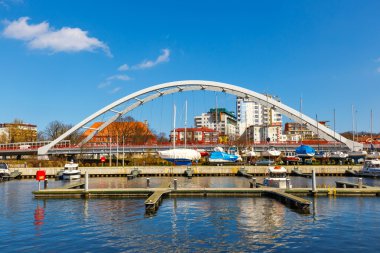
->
(1, 177), (380, 252)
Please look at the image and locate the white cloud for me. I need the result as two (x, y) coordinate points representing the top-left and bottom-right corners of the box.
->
(118, 64), (129, 71)
(2, 16), (111, 56)
(132, 48), (170, 70)
(98, 81), (111, 89)
(107, 74), (131, 81)
(109, 87), (121, 94)
(3, 17), (48, 40)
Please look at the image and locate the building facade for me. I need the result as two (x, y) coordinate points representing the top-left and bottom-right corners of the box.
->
(169, 127), (219, 144)
(194, 108), (238, 141)
(0, 123), (37, 143)
(236, 96), (283, 142)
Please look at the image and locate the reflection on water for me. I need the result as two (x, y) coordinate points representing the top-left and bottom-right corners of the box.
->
(1, 177), (380, 252)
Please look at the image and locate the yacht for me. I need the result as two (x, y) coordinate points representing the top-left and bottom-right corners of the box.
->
(361, 159), (380, 174)
(0, 162), (11, 178)
(208, 147), (241, 164)
(263, 166), (292, 189)
(62, 162), (81, 180)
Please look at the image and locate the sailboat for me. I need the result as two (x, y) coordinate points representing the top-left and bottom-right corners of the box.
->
(347, 105), (367, 162)
(367, 110), (379, 159)
(158, 103), (201, 166)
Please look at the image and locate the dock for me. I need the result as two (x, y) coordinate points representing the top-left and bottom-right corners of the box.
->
(145, 189), (171, 212)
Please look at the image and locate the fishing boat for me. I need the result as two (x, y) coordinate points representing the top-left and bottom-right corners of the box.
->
(263, 166), (292, 189)
(0, 162), (11, 178)
(261, 146), (281, 157)
(208, 147), (240, 164)
(62, 162), (81, 180)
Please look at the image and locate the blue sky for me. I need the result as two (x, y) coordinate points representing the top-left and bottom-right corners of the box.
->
(1, 0), (380, 136)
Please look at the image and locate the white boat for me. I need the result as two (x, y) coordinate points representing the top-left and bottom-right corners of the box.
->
(261, 146), (281, 157)
(330, 151), (348, 159)
(158, 103), (201, 166)
(263, 166), (292, 189)
(241, 148), (258, 157)
(158, 149), (201, 165)
(361, 159), (380, 174)
(348, 150), (367, 159)
(367, 151), (380, 159)
(62, 162), (81, 180)
(0, 162), (11, 178)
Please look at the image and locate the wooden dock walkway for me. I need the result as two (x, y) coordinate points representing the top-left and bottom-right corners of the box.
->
(145, 189), (171, 212)
(335, 180), (373, 189)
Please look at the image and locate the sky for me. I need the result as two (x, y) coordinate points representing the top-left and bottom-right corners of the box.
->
(1, 0), (380, 136)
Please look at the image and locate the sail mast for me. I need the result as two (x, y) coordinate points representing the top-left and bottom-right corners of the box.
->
(173, 104), (176, 150)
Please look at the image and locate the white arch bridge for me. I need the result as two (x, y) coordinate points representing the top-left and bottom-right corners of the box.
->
(38, 80), (362, 156)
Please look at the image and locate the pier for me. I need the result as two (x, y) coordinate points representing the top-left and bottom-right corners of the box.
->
(13, 165), (361, 179)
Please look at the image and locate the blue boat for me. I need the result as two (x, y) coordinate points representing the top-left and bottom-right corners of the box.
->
(295, 144), (315, 158)
(208, 147), (240, 164)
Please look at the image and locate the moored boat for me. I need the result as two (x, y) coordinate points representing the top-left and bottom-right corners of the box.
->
(261, 146), (281, 157)
(361, 159), (380, 174)
(62, 162), (81, 180)
(263, 166), (292, 189)
(295, 144), (315, 158)
(158, 148), (201, 165)
(208, 147), (240, 164)
(0, 162), (11, 178)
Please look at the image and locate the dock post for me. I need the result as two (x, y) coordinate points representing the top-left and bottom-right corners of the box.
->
(312, 169), (317, 193)
(146, 178), (150, 188)
(174, 178), (177, 190)
(85, 171), (89, 192)
(250, 178), (256, 188)
(44, 179), (48, 189)
(358, 178), (363, 189)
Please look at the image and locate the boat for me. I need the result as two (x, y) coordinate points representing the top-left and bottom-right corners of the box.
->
(330, 151), (348, 159)
(295, 144), (315, 158)
(158, 149), (201, 165)
(360, 159), (380, 174)
(158, 103), (201, 166)
(255, 159), (275, 166)
(347, 150), (367, 162)
(241, 147), (259, 158)
(367, 151), (380, 159)
(62, 162), (81, 180)
(208, 147), (240, 164)
(261, 146), (281, 157)
(0, 162), (11, 178)
(282, 151), (301, 164)
(263, 166), (292, 189)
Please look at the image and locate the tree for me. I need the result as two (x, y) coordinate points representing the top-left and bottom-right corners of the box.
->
(43, 120), (83, 143)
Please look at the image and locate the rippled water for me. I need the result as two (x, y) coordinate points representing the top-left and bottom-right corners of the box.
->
(1, 177), (380, 252)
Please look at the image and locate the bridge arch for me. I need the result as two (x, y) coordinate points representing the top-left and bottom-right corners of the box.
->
(38, 80), (361, 155)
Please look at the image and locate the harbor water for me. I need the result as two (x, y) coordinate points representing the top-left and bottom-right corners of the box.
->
(1, 176), (380, 252)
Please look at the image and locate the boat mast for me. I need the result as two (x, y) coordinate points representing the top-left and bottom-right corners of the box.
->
(173, 104), (176, 150)
(352, 105), (355, 150)
(185, 100), (187, 148)
(316, 114), (320, 152)
(370, 109), (373, 143)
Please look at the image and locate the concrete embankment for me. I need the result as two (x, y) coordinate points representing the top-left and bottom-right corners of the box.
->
(12, 165), (362, 178)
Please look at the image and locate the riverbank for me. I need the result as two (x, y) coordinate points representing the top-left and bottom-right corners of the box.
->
(10, 165), (362, 178)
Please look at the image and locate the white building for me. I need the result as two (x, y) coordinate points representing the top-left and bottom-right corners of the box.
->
(194, 108), (237, 140)
(236, 96), (283, 142)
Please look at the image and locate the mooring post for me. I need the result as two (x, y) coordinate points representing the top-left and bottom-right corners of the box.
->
(174, 178), (177, 190)
(85, 171), (89, 192)
(312, 169), (317, 193)
(250, 178), (256, 188)
(146, 178), (150, 188)
(358, 178), (363, 189)
(44, 179), (48, 189)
